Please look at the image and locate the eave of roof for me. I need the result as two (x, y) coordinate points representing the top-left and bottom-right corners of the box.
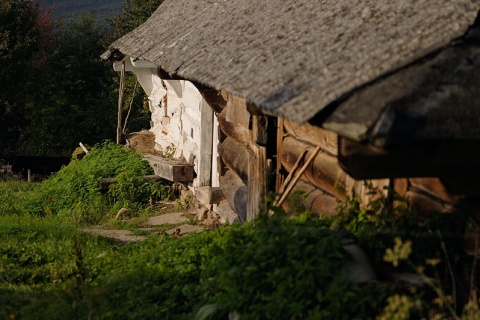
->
(103, 0), (480, 143)
(321, 29), (480, 145)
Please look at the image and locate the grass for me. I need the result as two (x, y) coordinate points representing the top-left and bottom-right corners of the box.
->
(0, 144), (478, 319)
(0, 209), (200, 319)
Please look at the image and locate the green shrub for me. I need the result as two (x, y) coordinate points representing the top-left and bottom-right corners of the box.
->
(16, 141), (171, 223)
(2, 180), (475, 319)
(197, 211), (392, 320)
(332, 183), (474, 319)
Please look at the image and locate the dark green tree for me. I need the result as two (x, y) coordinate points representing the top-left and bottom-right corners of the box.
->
(18, 14), (119, 156)
(105, 0), (164, 42)
(0, 0), (57, 161)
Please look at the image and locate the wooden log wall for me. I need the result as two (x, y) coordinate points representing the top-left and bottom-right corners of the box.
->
(215, 93), (253, 220)
(204, 90), (465, 220)
(279, 119), (463, 216)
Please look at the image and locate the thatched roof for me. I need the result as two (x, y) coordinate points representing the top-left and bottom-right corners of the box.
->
(103, 0), (480, 144)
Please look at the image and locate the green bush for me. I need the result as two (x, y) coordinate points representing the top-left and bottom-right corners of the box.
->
(14, 141), (172, 223)
(332, 184), (475, 319)
(199, 213), (378, 320)
(1, 177), (476, 319)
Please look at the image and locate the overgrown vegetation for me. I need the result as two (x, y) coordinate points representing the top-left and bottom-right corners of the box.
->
(1, 142), (171, 224)
(1, 147), (479, 318)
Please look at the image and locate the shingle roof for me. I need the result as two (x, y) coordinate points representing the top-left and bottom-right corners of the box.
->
(322, 30), (480, 145)
(103, 0), (480, 142)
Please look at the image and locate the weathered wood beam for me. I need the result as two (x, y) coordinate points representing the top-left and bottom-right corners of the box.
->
(99, 175), (164, 191)
(274, 146), (320, 208)
(198, 89), (228, 113)
(116, 61), (125, 144)
(275, 116), (285, 193)
(280, 136), (346, 199)
(281, 181), (338, 217)
(142, 154), (194, 182)
(247, 115), (268, 221)
(219, 170), (247, 222)
(284, 119), (338, 156)
(198, 99), (214, 187)
(338, 137), (480, 181)
(218, 137), (249, 185)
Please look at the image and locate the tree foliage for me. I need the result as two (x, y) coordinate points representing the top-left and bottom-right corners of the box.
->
(0, 0), (164, 162)
(18, 14), (118, 157)
(0, 0), (57, 160)
(106, 0), (164, 41)
(0, 1), (119, 161)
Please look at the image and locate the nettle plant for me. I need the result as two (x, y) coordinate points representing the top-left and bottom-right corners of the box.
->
(331, 182), (479, 319)
(24, 141), (172, 223)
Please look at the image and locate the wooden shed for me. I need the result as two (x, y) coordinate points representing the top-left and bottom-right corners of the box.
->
(102, 0), (480, 223)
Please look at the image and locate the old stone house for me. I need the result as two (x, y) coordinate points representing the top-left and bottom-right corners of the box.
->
(102, 0), (480, 225)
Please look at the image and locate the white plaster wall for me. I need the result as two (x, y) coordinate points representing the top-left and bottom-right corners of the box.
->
(120, 57), (218, 189)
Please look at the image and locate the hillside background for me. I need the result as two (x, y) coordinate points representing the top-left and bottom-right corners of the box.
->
(41, 0), (126, 23)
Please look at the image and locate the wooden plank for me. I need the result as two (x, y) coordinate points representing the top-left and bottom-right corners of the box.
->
(284, 119), (338, 156)
(211, 113), (220, 187)
(280, 136), (346, 199)
(198, 89), (227, 113)
(281, 181), (339, 217)
(248, 141), (267, 221)
(116, 61), (125, 144)
(273, 148), (306, 206)
(275, 116), (285, 193)
(99, 175), (164, 191)
(142, 154), (194, 182)
(393, 178), (409, 208)
(406, 190), (455, 214)
(274, 146), (321, 208)
(247, 114), (268, 221)
(198, 98), (214, 187)
(218, 107), (250, 145)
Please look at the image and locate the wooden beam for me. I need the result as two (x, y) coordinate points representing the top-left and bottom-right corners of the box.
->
(198, 99), (214, 187)
(99, 175), (164, 191)
(247, 115), (268, 221)
(273, 148), (307, 206)
(198, 89), (228, 113)
(116, 61), (125, 144)
(280, 136), (346, 199)
(142, 154), (194, 182)
(275, 116), (285, 193)
(338, 137), (480, 180)
(274, 146), (321, 209)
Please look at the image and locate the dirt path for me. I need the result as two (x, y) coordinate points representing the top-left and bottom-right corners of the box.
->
(82, 210), (206, 244)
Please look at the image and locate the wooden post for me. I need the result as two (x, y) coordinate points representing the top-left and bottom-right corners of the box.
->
(276, 116), (284, 192)
(247, 115), (268, 221)
(116, 61), (125, 144)
(274, 145), (321, 209)
(27, 169), (32, 182)
(198, 99), (214, 187)
(273, 148), (307, 206)
(79, 142), (89, 154)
